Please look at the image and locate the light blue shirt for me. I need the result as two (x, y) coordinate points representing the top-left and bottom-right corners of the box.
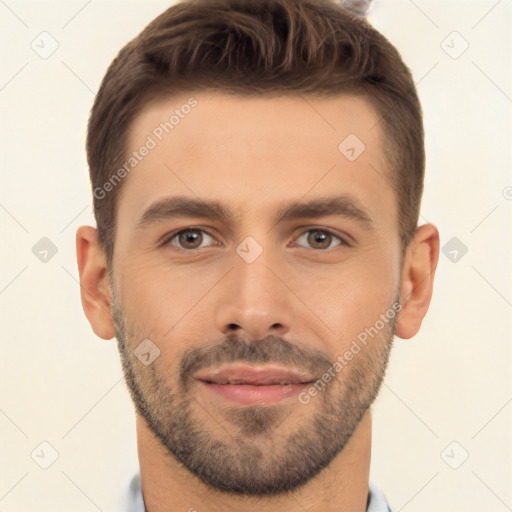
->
(116, 473), (393, 511)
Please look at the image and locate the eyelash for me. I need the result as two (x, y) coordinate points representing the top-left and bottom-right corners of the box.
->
(160, 227), (350, 252)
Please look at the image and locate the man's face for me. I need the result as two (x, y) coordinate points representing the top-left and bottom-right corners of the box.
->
(110, 92), (402, 494)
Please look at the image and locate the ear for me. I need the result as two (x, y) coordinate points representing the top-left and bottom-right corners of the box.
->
(395, 223), (440, 339)
(76, 225), (116, 340)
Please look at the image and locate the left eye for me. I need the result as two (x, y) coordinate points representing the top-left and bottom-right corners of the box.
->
(294, 229), (344, 250)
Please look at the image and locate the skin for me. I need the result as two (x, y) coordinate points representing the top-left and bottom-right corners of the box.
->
(76, 92), (439, 512)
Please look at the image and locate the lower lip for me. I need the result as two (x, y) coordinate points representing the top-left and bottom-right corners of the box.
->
(199, 381), (309, 405)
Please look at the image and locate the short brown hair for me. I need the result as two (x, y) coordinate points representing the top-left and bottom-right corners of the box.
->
(87, 0), (424, 267)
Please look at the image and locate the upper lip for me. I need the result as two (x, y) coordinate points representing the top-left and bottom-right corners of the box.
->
(194, 364), (315, 385)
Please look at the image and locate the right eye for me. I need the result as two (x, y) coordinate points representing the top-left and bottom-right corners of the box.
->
(161, 228), (218, 251)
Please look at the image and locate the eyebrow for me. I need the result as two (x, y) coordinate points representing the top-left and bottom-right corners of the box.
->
(136, 194), (374, 230)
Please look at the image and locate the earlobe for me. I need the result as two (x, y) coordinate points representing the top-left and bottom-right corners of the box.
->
(395, 223), (440, 340)
(76, 225), (116, 340)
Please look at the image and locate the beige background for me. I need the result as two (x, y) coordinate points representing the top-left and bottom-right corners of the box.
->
(1, 0), (511, 510)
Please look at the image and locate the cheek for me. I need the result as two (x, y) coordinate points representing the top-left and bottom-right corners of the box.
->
(311, 251), (400, 347)
(117, 255), (218, 341)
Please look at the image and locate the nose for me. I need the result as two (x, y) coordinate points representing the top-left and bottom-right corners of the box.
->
(214, 247), (295, 341)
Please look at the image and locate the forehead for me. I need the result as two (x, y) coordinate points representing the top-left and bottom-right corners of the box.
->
(129, 91), (384, 159)
(119, 91), (394, 228)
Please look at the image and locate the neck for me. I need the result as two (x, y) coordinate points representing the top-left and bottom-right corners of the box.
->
(137, 409), (373, 512)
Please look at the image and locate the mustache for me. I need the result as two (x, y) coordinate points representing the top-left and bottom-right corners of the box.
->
(178, 334), (333, 389)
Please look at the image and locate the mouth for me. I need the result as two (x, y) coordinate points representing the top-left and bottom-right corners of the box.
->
(194, 364), (315, 405)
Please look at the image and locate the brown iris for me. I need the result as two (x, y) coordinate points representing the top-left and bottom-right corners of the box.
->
(178, 229), (203, 249)
(307, 230), (332, 249)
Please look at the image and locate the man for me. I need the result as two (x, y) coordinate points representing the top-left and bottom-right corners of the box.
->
(76, 0), (439, 510)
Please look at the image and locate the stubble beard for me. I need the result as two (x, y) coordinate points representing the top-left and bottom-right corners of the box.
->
(111, 292), (396, 496)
